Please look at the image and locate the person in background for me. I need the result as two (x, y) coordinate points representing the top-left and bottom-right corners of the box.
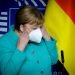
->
(0, 5), (58, 75)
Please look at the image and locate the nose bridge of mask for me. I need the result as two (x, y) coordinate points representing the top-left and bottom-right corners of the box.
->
(29, 28), (42, 43)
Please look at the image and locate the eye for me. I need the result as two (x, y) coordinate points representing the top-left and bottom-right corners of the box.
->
(33, 28), (37, 30)
(40, 26), (43, 28)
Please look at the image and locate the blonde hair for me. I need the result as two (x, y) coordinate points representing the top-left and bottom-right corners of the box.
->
(15, 5), (44, 31)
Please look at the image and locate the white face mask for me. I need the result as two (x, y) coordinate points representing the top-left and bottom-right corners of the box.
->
(29, 28), (42, 43)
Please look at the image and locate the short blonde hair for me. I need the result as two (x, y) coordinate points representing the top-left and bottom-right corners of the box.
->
(15, 5), (44, 31)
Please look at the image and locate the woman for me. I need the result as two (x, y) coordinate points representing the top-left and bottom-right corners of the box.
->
(0, 5), (58, 75)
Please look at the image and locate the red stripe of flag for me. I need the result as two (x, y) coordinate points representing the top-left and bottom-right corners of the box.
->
(55, 0), (75, 23)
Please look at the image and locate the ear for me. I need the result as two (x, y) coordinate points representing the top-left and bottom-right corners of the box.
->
(20, 24), (24, 32)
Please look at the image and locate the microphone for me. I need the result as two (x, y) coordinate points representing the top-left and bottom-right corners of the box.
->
(61, 50), (64, 64)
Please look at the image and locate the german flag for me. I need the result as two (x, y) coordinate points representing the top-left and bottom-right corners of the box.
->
(44, 0), (75, 75)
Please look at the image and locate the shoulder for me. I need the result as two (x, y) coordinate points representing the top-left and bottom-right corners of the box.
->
(43, 36), (57, 49)
(0, 31), (12, 47)
(43, 35), (57, 43)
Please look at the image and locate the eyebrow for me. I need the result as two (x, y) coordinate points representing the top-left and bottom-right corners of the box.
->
(33, 25), (42, 28)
